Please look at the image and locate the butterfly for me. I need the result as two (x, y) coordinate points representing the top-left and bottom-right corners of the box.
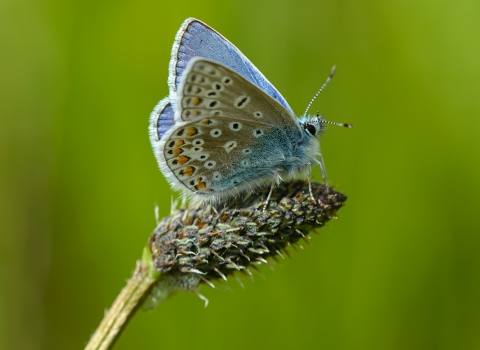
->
(149, 18), (350, 203)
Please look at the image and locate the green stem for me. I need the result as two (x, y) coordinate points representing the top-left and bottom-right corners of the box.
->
(84, 248), (159, 350)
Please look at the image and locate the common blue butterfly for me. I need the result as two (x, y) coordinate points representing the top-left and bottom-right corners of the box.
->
(149, 18), (350, 202)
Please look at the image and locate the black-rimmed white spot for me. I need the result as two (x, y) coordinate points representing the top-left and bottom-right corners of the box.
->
(234, 95), (250, 109)
(192, 146), (203, 152)
(223, 141), (237, 153)
(213, 171), (222, 180)
(229, 122), (242, 131)
(253, 111), (263, 118)
(253, 129), (264, 137)
(198, 153), (209, 161)
(221, 76), (233, 85)
(192, 138), (204, 146)
(211, 110), (223, 117)
(242, 149), (252, 155)
(204, 160), (216, 169)
(210, 129), (222, 137)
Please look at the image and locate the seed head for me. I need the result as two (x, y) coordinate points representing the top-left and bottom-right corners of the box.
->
(146, 180), (347, 306)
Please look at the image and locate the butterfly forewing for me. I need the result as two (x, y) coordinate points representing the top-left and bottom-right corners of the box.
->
(170, 18), (295, 116)
(176, 58), (302, 130)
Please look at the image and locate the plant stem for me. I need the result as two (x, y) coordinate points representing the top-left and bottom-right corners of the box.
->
(84, 248), (159, 350)
(84, 181), (347, 349)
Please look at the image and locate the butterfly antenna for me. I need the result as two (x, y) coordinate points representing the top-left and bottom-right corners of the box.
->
(303, 65), (337, 117)
(316, 111), (353, 128)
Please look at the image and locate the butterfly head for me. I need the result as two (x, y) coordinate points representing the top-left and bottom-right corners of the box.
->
(301, 113), (353, 138)
(301, 66), (352, 138)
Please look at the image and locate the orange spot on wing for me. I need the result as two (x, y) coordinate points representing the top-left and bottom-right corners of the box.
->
(177, 156), (191, 165)
(182, 166), (195, 177)
(201, 119), (211, 125)
(175, 140), (185, 147)
(195, 182), (206, 190)
(186, 127), (199, 136)
(185, 109), (202, 118)
(192, 97), (202, 105)
(173, 148), (183, 156)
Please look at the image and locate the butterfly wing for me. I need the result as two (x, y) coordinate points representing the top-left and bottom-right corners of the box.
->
(156, 58), (305, 199)
(150, 97), (175, 139)
(168, 18), (295, 118)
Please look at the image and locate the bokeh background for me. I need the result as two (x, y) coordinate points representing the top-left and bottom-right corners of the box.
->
(2, 0), (480, 349)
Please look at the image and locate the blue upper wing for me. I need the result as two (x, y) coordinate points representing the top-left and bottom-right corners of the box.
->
(168, 18), (295, 116)
(150, 97), (175, 140)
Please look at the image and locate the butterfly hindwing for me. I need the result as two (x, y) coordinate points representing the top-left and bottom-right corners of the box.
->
(160, 116), (287, 196)
(150, 97), (175, 140)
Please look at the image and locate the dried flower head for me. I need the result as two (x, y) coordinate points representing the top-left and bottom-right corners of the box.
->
(146, 180), (346, 307)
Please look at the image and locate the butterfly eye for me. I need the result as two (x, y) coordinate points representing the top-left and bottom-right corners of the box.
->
(304, 124), (317, 136)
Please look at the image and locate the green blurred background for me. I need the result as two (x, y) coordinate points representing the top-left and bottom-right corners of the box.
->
(1, 0), (480, 349)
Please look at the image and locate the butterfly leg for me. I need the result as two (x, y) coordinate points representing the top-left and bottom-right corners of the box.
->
(262, 172), (280, 211)
(263, 181), (275, 211)
(307, 163), (315, 199)
(314, 153), (328, 187)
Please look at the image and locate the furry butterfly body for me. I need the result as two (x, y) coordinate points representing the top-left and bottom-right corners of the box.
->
(149, 18), (330, 202)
